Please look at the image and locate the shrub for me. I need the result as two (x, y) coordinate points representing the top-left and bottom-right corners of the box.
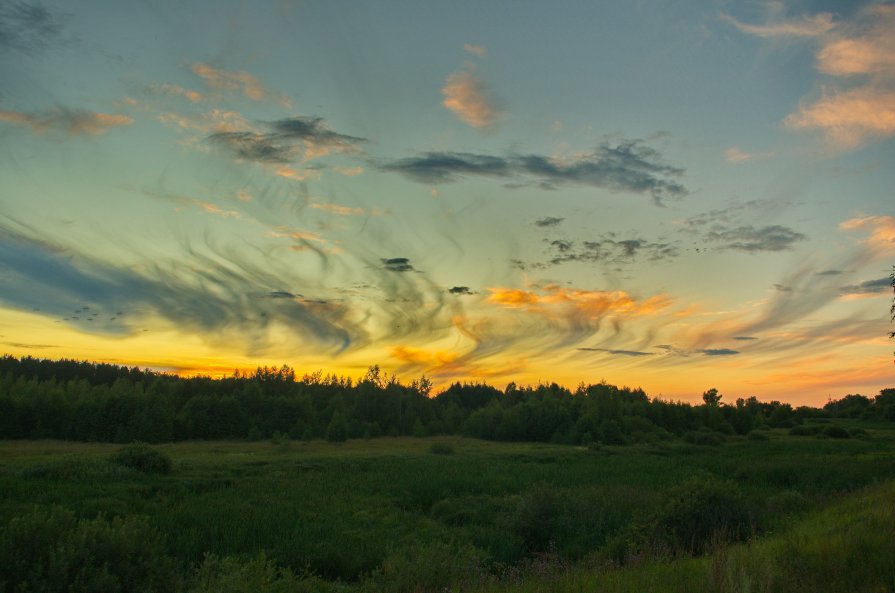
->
(512, 487), (561, 553)
(746, 430), (769, 441)
(108, 442), (172, 474)
(651, 475), (750, 556)
(371, 541), (484, 593)
(823, 425), (850, 439)
(683, 429), (725, 446)
(428, 442), (455, 455)
(789, 425), (818, 436)
(0, 506), (179, 593)
(190, 553), (340, 593)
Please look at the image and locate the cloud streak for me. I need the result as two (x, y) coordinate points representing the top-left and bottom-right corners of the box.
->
(719, 12), (835, 38)
(383, 139), (688, 204)
(0, 107), (132, 135)
(208, 115), (366, 164)
(192, 63), (291, 107)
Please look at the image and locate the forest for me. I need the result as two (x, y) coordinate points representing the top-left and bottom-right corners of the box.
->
(1, 354), (893, 446)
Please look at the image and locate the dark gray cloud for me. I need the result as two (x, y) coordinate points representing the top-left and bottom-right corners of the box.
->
(535, 217), (564, 227)
(382, 257), (415, 272)
(733, 336), (758, 341)
(208, 116), (365, 164)
(267, 290), (297, 298)
(706, 225), (806, 252)
(654, 344), (740, 357)
(840, 276), (890, 295)
(773, 283), (793, 292)
(269, 116), (365, 147)
(702, 348), (739, 356)
(382, 139), (688, 204)
(0, 2), (64, 53)
(448, 286), (475, 295)
(541, 235), (679, 267)
(577, 347), (654, 356)
(0, 227), (360, 351)
(816, 269), (844, 276)
(208, 131), (290, 163)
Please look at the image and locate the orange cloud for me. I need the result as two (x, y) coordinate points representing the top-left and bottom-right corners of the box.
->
(192, 63), (291, 107)
(442, 69), (501, 129)
(785, 87), (895, 148)
(816, 6), (895, 76)
(0, 108), (132, 135)
(488, 284), (672, 318)
(782, 5), (895, 148)
(839, 215), (895, 255)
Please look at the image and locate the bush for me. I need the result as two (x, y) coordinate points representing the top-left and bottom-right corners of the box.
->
(189, 553), (338, 593)
(651, 475), (750, 556)
(371, 541), (483, 593)
(746, 430), (769, 441)
(512, 487), (561, 553)
(683, 429), (726, 446)
(789, 425), (819, 436)
(427, 442), (455, 455)
(823, 425), (851, 439)
(0, 506), (179, 593)
(108, 442), (172, 474)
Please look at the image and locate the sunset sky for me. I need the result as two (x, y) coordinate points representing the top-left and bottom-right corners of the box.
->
(1, 0), (893, 404)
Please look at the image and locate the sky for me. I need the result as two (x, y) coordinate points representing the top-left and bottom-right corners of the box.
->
(1, 0), (893, 405)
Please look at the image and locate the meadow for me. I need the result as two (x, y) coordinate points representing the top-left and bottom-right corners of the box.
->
(2, 422), (894, 592)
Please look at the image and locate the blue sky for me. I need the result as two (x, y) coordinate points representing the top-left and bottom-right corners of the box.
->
(1, 0), (893, 404)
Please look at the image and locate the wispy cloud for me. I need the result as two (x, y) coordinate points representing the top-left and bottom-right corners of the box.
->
(208, 115), (366, 164)
(840, 215), (895, 256)
(191, 63), (291, 107)
(541, 235), (679, 267)
(488, 284), (672, 319)
(719, 12), (835, 38)
(0, 1), (65, 53)
(785, 87), (895, 149)
(0, 227), (361, 351)
(705, 224), (806, 252)
(577, 347), (654, 357)
(310, 202), (379, 217)
(463, 44), (486, 57)
(0, 107), (132, 135)
(840, 276), (890, 296)
(534, 217), (564, 228)
(383, 139), (688, 205)
(442, 69), (502, 129)
(724, 146), (773, 164)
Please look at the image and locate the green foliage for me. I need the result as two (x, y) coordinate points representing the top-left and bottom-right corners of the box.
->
(108, 442), (172, 474)
(189, 553), (342, 593)
(683, 429), (726, 446)
(325, 411), (348, 442)
(372, 541), (484, 593)
(427, 442), (455, 455)
(650, 475), (751, 556)
(0, 506), (179, 593)
(822, 425), (850, 439)
(512, 487), (561, 553)
(746, 430), (769, 441)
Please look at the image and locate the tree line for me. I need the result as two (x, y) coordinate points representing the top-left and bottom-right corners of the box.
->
(0, 355), (892, 444)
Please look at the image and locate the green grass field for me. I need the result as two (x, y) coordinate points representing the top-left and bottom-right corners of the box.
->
(2, 423), (894, 592)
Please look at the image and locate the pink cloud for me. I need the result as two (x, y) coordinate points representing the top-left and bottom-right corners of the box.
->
(442, 69), (501, 129)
